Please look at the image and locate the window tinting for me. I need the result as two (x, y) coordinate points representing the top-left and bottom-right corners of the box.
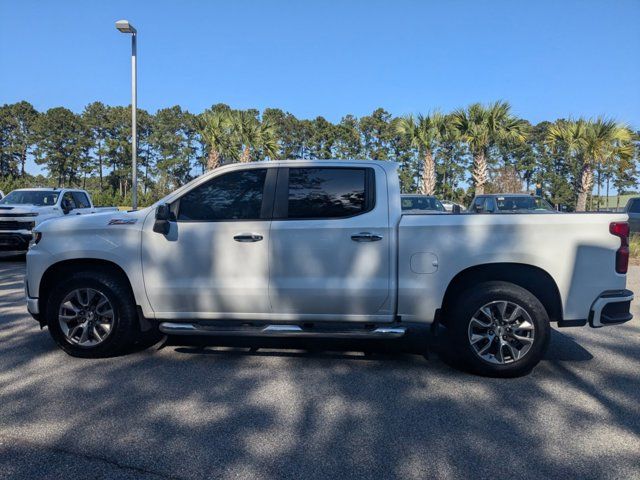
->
(629, 199), (640, 213)
(178, 169), (267, 221)
(401, 196), (444, 212)
(62, 192), (77, 210)
(287, 168), (368, 219)
(496, 196), (554, 211)
(0, 191), (59, 206)
(72, 192), (91, 209)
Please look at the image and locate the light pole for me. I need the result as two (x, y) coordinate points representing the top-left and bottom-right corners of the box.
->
(115, 19), (138, 210)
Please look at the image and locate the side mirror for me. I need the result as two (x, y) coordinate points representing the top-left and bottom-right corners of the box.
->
(153, 203), (173, 234)
(452, 205), (461, 214)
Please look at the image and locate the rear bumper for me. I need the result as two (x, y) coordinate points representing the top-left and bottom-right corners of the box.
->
(0, 232), (31, 252)
(589, 289), (634, 328)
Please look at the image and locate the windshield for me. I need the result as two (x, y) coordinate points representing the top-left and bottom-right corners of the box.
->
(401, 196), (445, 212)
(0, 190), (59, 206)
(495, 196), (554, 212)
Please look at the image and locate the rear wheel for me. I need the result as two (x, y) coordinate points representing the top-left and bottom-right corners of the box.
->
(448, 281), (550, 377)
(45, 270), (138, 358)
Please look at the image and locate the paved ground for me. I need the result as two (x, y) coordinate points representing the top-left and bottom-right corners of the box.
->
(0, 259), (638, 480)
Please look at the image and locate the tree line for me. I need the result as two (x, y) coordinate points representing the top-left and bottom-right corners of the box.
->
(0, 100), (638, 210)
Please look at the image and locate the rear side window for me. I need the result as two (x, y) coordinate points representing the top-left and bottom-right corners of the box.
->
(178, 169), (267, 221)
(285, 167), (373, 219)
(72, 192), (91, 209)
(629, 199), (640, 213)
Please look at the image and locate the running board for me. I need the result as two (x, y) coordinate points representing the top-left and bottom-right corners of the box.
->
(158, 322), (407, 339)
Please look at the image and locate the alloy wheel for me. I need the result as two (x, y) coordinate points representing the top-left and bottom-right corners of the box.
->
(467, 300), (536, 364)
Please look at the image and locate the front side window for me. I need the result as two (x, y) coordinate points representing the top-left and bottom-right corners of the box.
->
(473, 197), (485, 212)
(61, 192), (77, 211)
(72, 192), (91, 209)
(177, 169), (267, 221)
(287, 168), (370, 219)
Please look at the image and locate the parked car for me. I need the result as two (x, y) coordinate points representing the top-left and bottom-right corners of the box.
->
(624, 197), (640, 233)
(25, 161), (633, 377)
(441, 200), (465, 212)
(0, 188), (117, 253)
(469, 194), (556, 213)
(401, 194), (445, 213)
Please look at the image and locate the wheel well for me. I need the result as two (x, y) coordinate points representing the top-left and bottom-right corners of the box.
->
(439, 263), (563, 325)
(38, 259), (134, 319)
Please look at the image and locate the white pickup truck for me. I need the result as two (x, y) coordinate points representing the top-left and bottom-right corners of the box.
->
(0, 188), (117, 253)
(25, 161), (634, 376)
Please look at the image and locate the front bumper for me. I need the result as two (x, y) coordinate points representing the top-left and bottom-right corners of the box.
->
(0, 232), (32, 252)
(24, 280), (40, 322)
(589, 289), (634, 328)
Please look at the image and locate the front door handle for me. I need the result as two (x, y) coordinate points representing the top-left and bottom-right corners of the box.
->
(351, 232), (383, 242)
(233, 233), (263, 242)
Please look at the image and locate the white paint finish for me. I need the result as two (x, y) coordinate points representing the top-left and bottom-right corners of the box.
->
(397, 212), (629, 322)
(0, 188), (118, 248)
(141, 216), (271, 317)
(25, 160), (632, 329)
(410, 253), (439, 274)
(26, 208), (154, 316)
(268, 164), (392, 318)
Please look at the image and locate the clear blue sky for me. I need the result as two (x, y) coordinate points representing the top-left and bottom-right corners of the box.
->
(1, 0), (639, 126)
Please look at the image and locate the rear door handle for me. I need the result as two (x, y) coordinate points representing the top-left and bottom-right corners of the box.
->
(233, 233), (263, 242)
(351, 232), (383, 242)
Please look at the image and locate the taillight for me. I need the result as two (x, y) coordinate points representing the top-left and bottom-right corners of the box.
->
(609, 222), (629, 274)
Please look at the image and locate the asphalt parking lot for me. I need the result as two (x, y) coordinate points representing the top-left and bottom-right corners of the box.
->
(0, 259), (639, 480)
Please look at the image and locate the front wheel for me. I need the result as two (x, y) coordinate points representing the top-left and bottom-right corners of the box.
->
(45, 270), (139, 358)
(448, 281), (550, 377)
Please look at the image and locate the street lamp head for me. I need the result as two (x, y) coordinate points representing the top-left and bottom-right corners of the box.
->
(115, 19), (136, 34)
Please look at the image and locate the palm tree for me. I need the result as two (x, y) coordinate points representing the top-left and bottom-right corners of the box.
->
(230, 111), (281, 163)
(232, 111), (261, 163)
(396, 112), (447, 195)
(452, 101), (528, 195)
(258, 118), (280, 160)
(546, 118), (632, 211)
(200, 110), (234, 170)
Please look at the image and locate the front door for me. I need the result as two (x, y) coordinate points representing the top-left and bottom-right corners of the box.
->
(141, 167), (274, 319)
(268, 165), (392, 321)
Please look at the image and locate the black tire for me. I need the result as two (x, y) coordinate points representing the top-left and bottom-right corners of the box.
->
(448, 281), (550, 377)
(45, 270), (138, 358)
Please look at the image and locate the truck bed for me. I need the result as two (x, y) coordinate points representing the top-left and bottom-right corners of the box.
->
(397, 212), (629, 323)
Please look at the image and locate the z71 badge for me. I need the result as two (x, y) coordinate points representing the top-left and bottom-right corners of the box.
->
(108, 218), (137, 225)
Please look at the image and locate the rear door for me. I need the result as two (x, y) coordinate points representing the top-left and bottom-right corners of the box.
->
(268, 165), (392, 321)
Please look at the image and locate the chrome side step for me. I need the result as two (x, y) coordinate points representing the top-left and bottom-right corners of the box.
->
(159, 322), (407, 339)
